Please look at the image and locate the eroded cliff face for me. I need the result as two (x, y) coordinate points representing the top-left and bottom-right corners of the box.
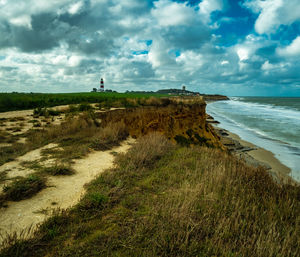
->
(98, 102), (223, 149)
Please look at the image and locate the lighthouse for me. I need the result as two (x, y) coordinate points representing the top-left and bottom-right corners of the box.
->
(100, 78), (104, 92)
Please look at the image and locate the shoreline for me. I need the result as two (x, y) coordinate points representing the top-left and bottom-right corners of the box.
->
(207, 116), (298, 185)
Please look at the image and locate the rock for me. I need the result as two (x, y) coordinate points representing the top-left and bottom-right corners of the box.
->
(207, 119), (220, 124)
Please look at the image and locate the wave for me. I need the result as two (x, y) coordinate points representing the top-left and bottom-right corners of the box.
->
(225, 99), (300, 122)
(207, 99), (300, 181)
(208, 108), (276, 141)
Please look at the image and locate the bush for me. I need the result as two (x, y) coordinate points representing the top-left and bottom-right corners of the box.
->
(33, 107), (60, 117)
(78, 103), (93, 111)
(1, 175), (46, 202)
(42, 165), (75, 176)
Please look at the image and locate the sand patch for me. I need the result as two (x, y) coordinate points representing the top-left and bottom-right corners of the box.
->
(0, 144), (58, 181)
(0, 138), (135, 245)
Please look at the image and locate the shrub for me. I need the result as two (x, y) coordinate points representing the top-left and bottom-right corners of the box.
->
(1, 175), (46, 202)
(67, 104), (78, 113)
(88, 192), (108, 207)
(78, 103), (93, 111)
(48, 109), (60, 116)
(42, 165), (75, 176)
(33, 107), (60, 117)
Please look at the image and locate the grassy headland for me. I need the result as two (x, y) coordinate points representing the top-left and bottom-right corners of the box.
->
(0, 96), (299, 256)
(1, 133), (299, 256)
(0, 92), (168, 112)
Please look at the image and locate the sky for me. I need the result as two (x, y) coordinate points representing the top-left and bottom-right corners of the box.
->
(0, 0), (300, 96)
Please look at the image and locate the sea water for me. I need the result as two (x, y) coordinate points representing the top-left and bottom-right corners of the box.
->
(206, 97), (300, 181)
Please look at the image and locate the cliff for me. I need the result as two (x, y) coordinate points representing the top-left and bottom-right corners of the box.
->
(97, 101), (223, 149)
(202, 94), (229, 101)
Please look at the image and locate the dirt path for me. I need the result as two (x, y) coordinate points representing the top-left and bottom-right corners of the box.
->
(0, 138), (135, 244)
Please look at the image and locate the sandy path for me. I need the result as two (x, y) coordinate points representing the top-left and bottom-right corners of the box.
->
(0, 144), (58, 179)
(0, 138), (135, 244)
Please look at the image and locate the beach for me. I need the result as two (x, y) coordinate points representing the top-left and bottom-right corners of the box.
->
(207, 115), (298, 185)
(206, 97), (300, 183)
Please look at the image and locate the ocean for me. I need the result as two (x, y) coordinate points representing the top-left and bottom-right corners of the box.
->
(206, 97), (300, 182)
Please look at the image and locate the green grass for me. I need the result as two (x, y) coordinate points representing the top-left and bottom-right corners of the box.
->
(0, 92), (168, 112)
(1, 133), (299, 256)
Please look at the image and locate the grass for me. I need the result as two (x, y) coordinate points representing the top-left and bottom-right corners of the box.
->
(90, 121), (129, 151)
(0, 96), (205, 166)
(0, 131), (10, 142)
(0, 92), (168, 112)
(0, 175), (46, 207)
(0, 109), (129, 165)
(1, 133), (299, 256)
(0, 171), (8, 184)
(42, 165), (75, 176)
(33, 107), (61, 117)
(0, 143), (28, 166)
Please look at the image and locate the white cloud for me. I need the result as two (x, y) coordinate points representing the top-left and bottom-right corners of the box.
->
(151, 0), (195, 27)
(277, 36), (300, 57)
(176, 50), (203, 74)
(9, 15), (32, 29)
(237, 48), (249, 61)
(68, 56), (82, 67)
(221, 60), (229, 65)
(68, 1), (83, 15)
(148, 38), (175, 68)
(52, 55), (68, 65)
(244, 0), (300, 34)
(261, 60), (274, 70)
(198, 0), (224, 22)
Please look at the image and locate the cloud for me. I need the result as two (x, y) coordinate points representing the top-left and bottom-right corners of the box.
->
(68, 1), (84, 15)
(148, 37), (176, 68)
(198, 0), (225, 23)
(9, 15), (32, 29)
(277, 36), (300, 57)
(152, 0), (195, 27)
(176, 50), (204, 74)
(0, 0), (299, 96)
(243, 0), (300, 34)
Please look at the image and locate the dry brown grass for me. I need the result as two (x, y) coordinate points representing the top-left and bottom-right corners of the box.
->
(90, 121), (129, 150)
(0, 110), (128, 165)
(115, 132), (174, 170)
(2, 135), (298, 256)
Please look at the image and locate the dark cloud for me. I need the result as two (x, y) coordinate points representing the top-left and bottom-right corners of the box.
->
(162, 24), (211, 50)
(0, 13), (68, 52)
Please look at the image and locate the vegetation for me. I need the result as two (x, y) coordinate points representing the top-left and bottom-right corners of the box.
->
(1, 133), (299, 256)
(90, 121), (129, 151)
(0, 92), (168, 112)
(0, 97), (205, 166)
(0, 110), (130, 207)
(0, 175), (46, 206)
(0, 96), (298, 256)
(0, 109), (129, 166)
(42, 165), (75, 176)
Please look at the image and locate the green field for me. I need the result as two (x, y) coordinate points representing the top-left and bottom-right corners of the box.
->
(0, 92), (167, 112)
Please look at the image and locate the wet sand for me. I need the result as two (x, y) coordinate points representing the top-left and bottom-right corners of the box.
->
(209, 119), (297, 185)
